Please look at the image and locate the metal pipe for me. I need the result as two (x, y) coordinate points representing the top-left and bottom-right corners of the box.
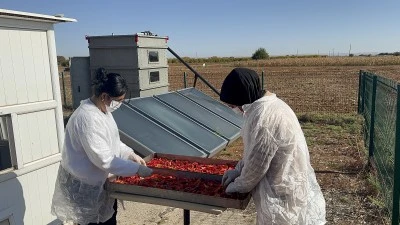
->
(184, 72), (187, 88)
(168, 47), (220, 96)
(193, 75), (198, 88)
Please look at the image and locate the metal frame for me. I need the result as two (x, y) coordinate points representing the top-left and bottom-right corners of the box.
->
(168, 47), (220, 96)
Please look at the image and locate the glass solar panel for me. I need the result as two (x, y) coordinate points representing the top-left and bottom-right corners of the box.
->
(177, 88), (243, 127)
(113, 104), (206, 157)
(155, 92), (241, 141)
(126, 97), (228, 157)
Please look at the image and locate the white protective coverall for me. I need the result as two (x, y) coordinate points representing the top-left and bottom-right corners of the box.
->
(51, 99), (140, 224)
(226, 94), (326, 225)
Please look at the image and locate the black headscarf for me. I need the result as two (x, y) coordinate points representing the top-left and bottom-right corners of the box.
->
(220, 68), (266, 106)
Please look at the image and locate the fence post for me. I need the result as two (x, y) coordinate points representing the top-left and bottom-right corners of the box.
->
(361, 72), (366, 114)
(392, 84), (400, 225)
(358, 70), (362, 114)
(61, 72), (67, 107)
(183, 72), (187, 88)
(368, 75), (378, 158)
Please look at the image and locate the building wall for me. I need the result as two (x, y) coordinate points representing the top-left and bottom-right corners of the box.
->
(0, 163), (59, 225)
(0, 28), (53, 106)
(16, 109), (59, 164)
(0, 16), (65, 225)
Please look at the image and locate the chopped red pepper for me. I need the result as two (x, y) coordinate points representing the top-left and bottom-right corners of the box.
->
(146, 158), (236, 175)
(114, 174), (246, 200)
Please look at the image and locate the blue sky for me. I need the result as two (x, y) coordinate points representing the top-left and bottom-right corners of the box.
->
(1, 0), (399, 57)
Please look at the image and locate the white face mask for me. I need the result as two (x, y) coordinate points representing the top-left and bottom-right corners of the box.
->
(106, 100), (122, 113)
(232, 107), (243, 116)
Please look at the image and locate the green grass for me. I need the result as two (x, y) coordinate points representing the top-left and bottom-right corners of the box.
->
(298, 112), (362, 127)
(299, 113), (363, 148)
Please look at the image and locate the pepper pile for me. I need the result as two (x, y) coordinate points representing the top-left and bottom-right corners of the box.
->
(146, 158), (236, 175)
(114, 174), (246, 200)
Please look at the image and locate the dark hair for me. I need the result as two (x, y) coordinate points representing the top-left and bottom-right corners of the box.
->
(92, 68), (128, 97)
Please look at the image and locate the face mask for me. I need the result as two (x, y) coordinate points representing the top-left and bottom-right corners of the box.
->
(232, 107), (243, 116)
(106, 100), (122, 113)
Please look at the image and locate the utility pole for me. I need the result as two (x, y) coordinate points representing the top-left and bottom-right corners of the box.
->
(333, 48), (335, 57)
(349, 44), (352, 56)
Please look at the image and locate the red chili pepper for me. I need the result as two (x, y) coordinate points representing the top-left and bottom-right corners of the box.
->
(146, 158), (236, 175)
(114, 174), (246, 200)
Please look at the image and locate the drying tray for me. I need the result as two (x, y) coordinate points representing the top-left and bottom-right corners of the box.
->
(106, 153), (250, 213)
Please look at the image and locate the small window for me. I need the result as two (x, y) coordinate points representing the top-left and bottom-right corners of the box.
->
(0, 116), (12, 172)
(148, 51), (159, 63)
(149, 71), (160, 83)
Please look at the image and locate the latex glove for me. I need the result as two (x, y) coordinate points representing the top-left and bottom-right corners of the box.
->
(137, 165), (153, 177)
(129, 152), (146, 166)
(222, 169), (240, 187)
(225, 182), (237, 194)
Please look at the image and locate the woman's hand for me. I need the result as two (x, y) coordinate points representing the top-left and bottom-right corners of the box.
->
(222, 169), (240, 187)
(128, 152), (146, 165)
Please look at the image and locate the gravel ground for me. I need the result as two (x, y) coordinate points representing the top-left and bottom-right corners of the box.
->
(117, 199), (256, 225)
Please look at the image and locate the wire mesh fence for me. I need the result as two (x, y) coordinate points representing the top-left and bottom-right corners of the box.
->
(359, 70), (400, 224)
(169, 65), (359, 114)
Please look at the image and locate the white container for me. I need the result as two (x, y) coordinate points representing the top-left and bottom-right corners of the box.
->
(87, 33), (169, 99)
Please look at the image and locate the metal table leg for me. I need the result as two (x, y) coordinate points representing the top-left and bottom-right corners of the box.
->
(184, 209), (190, 225)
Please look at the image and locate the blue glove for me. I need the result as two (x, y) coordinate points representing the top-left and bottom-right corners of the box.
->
(137, 165), (153, 177)
(225, 182), (237, 194)
(221, 169), (240, 187)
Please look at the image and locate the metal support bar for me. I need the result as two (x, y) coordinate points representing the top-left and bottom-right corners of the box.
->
(392, 84), (400, 225)
(184, 209), (190, 225)
(168, 47), (220, 96)
(368, 75), (377, 158)
(193, 75), (198, 88)
(358, 70), (362, 114)
(184, 72), (187, 88)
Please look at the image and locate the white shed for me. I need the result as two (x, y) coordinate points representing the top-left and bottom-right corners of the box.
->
(0, 9), (75, 225)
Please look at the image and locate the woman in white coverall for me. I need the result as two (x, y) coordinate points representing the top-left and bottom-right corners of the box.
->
(220, 68), (326, 225)
(51, 68), (153, 225)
